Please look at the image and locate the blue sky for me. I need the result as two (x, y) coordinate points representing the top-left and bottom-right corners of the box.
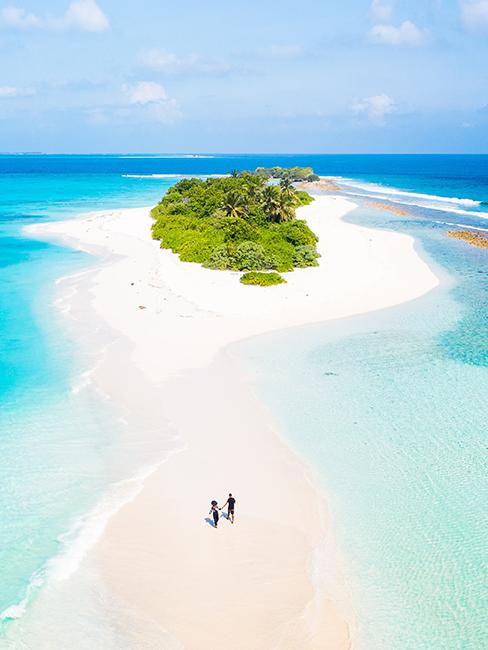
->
(0, 0), (488, 152)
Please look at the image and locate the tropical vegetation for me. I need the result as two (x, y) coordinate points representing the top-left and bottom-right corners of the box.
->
(151, 170), (320, 276)
(253, 166), (319, 183)
(240, 272), (286, 286)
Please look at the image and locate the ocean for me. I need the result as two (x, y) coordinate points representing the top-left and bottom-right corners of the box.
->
(0, 154), (487, 648)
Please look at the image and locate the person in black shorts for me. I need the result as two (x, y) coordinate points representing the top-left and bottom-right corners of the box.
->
(222, 493), (236, 524)
(209, 500), (220, 528)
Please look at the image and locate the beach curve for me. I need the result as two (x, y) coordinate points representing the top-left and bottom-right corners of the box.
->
(24, 194), (440, 648)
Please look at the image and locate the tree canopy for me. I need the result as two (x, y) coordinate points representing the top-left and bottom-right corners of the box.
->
(253, 166), (320, 183)
(151, 170), (319, 275)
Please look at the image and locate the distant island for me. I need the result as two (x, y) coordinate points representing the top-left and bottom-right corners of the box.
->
(151, 168), (320, 285)
(253, 166), (320, 183)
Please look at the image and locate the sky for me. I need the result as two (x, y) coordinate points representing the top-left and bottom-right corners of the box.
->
(0, 0), (488, 153)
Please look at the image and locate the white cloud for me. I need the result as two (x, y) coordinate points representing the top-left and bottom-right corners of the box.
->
(126, 81), (168, 105)
(139, 48), (229, 75)
(0, 86), (21, 97)
(0, 6), (40, 28)
(60, 0), (109, 32)
(461, 1), (488, 30)
(0, 1), (109, 32)
(139, 49), (188, 73)
(257, 44), (303, 59)
(0, 85), (33, 97)
(369, 20), (426, 45)
(352, 94), (395, 123)
(123, 81), (180, 123)
(371, 0), (393, 20)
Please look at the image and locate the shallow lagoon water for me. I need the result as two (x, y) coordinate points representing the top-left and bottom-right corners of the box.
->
(240, 205), (488, 648)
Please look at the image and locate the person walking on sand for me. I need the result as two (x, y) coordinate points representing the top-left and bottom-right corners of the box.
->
(222, 493), (236, 524)
(209, 500), (220, 528)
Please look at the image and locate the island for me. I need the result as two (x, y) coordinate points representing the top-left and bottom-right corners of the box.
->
(151, 169), (319, 285)
(253, 166), (320, 182)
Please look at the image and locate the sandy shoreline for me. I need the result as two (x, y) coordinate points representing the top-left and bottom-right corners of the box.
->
(25, 195), (439, 648)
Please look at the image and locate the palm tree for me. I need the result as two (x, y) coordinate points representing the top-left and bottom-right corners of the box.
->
(222, 190), (247, 219)
(280, 178), (299, 205)
(261, 185), (281, 222)
(242, 174), (265, 202)
(276, 191), (296, 222)
(262, 185), (296, 223)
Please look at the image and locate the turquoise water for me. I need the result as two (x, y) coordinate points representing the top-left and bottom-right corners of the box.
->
(240, 206), (488, 648)
(0, 168), (177, 637)
(0, 155), (487, 647)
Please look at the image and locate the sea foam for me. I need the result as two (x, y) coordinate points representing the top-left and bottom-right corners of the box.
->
(0, 447), (184, 623)
(335, 177), (482, 207)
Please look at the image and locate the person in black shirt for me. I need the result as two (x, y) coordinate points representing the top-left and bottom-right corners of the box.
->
(209, 500), (219, 528)
(222, 493), (236, 524)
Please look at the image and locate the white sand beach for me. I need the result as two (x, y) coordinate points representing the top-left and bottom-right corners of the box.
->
(26, 195), (439, 649)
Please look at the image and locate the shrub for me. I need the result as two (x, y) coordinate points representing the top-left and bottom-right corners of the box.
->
(293, 244), (320, 267)
(257, 234), (295, 272)
(206, 244), (233, 270)
(221, 218), (259, 242)
(296, 190), (315, 205)
(232, 241), (268, 271)
(240, 272), (286, 286)
(280, 220), (318, 247)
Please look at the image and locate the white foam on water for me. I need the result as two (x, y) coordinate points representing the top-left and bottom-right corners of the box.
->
(69, 340), (115, 396)
(433, 220), (488, 232)
(428, 205), (488, 219)
(0, 575), (43, 621)
(47, 461), (164, 582)
(327, 176), (488, 220)
(334, 177), (482, 207)
(122, 173), (228, 179)
(118, 154), (215, 159)
(351, 191), (488, 220)
(55, 268), (95, 286)
(122, 174), (181, 178)
(71, 367), (96, 394)
(0, 443), (185, 623)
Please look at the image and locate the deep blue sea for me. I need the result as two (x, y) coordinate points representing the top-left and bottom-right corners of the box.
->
(0, 155), (487, 648)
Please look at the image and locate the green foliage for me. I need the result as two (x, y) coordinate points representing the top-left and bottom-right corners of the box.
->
(207, 244), (232, 270)
(232, 241), (268, 271)
(253, 166), (319, 182)
(221, 190), (247, 219)
(297, 190), (315, 206)
(279, 220), (319, 247)
(240, 272), (286, 286)
(151, 172), (319, 275)
(293, 244), (320, 267)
